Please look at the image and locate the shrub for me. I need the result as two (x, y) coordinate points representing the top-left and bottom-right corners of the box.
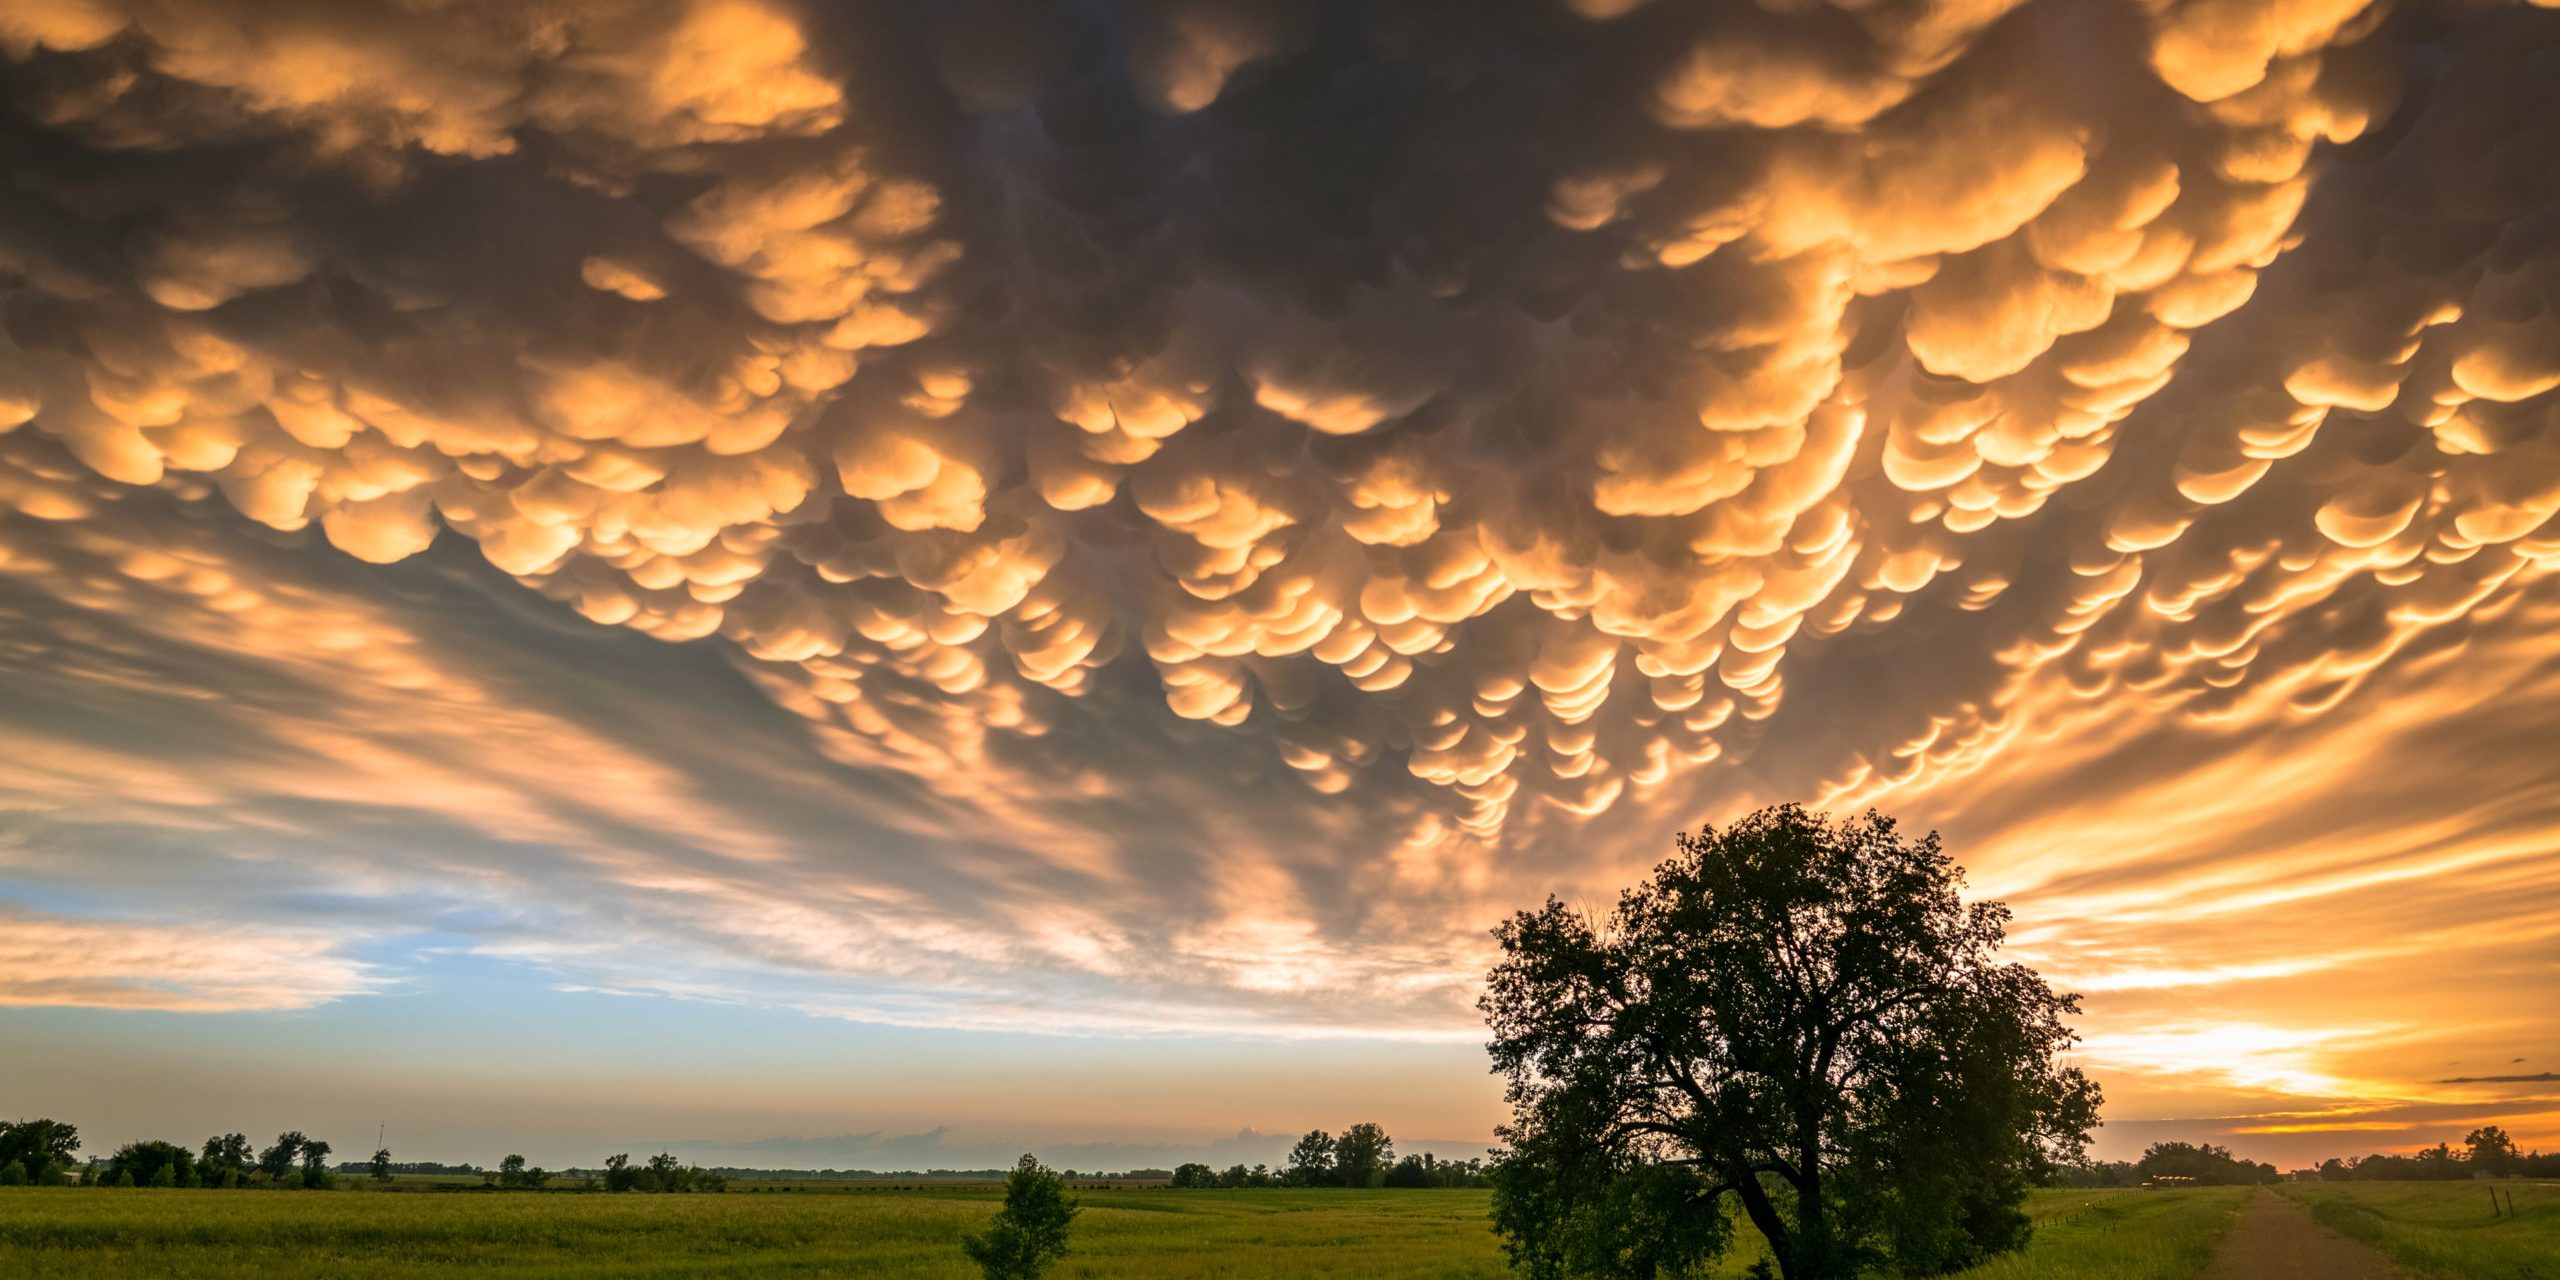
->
(962, 1154), (1077, 1280)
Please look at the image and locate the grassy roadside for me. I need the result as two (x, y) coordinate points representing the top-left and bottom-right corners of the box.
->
(2280, 1181), (2559, 1280)
(1943, 1186), (2249, 1280)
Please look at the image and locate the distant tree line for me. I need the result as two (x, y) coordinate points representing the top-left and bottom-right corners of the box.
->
(1163, 1124), (1490, 1189)
(70, 1130), (342, 1189)
(2133, 1142), (2278, 1186)
(2056, 1126), (2559, 1187)
(336, 1160), (482, 1176)
(599, 1152), (727, 1192)
(2311, 1127), (2560, 1180)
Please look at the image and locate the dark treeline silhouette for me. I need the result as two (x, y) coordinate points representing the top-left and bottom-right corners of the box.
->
(2056, 1126), (2559, 1187)
(61, 1129), (342, 1189)
(2311, 1126), (2560, 1180)
(598, 1152), (727, 1192)
(2125, 1142), (2277, 1186)
(339, 1160), (482, 1176)
(3, 1117), (734, 1192)
(1164, 1123), (1490, 1189)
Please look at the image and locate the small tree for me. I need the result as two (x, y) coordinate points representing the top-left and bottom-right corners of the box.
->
(603, 1153), (636, 1192)
(1336, 1123), (1393, 1188)
(369, 1148), (393, 1182)
(961, 1154), (1077, 1280)
(499, 1154), (528, 1188)
(300, 1140), (334, 1189)
(1285, 1130), (1336, 1187)
(1170, 1162), (1214, 1189)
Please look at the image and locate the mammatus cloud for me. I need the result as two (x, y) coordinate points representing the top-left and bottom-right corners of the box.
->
(1, 0), (2557, 1148)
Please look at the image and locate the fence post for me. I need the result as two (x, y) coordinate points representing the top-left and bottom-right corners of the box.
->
(2491, 1186), (2502, 1218)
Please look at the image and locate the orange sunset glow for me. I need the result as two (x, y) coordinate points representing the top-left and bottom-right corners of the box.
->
(2, 0), (2557, 1178)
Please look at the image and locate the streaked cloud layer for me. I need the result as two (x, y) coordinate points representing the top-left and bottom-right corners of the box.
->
(2, 0), (2557, 1157)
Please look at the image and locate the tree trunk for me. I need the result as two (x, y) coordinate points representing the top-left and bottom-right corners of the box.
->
(1731, 1171), (1801, 1280)
(1795, 1118), (1826, 1277)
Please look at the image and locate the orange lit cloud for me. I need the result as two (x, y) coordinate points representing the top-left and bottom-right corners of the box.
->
(0, 906), (378, 1012)
(0, 0), (2556, 1157)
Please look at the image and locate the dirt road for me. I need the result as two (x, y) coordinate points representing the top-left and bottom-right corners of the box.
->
(2201, 1188), (2403, 1280)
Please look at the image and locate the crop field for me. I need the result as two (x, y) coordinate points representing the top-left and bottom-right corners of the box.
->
(0, 1185), (2247, 1279)
(2281, 1180), (2559, 1280)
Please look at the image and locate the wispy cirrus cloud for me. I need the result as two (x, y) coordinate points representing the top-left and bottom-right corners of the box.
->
(0, 905), (381, 1012)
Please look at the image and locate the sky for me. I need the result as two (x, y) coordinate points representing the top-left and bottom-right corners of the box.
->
(1, 0), (2557, 1174)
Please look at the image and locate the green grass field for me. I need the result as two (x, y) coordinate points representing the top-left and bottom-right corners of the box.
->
(2280, 1180), (2560, 1280)
(0, 1185), (2247, 1279)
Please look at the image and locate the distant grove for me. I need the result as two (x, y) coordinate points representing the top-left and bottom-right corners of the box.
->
(1167, 1124), (1490, 1189)
(0, 1120), (723, 1191)
(2059, 1128), (2560, 1187)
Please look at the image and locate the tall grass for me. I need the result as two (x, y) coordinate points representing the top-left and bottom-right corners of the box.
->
(3, 1186), (1499, 1279)
(1941, 1187), (2247, 1280)
(2281, 1180), (2560, 1280)
(0, 1184), (2250, 1278)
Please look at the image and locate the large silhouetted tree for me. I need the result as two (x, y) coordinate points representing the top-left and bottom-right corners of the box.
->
(1482, 806), (2100, 1280)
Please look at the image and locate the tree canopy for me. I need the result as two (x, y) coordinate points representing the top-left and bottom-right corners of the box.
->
(1481, 806), (2100, 1280)
(2134, 1142), (2274, 1186)
(200, 1134), (252, 1187)
(1285, 1130), (1336, 1187)
(0, 1118), (80, 1185)
(1336, 1123), (1393, 1189)
(256, 1132), (306, 1183)
(101, 1140), (196, 1188)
